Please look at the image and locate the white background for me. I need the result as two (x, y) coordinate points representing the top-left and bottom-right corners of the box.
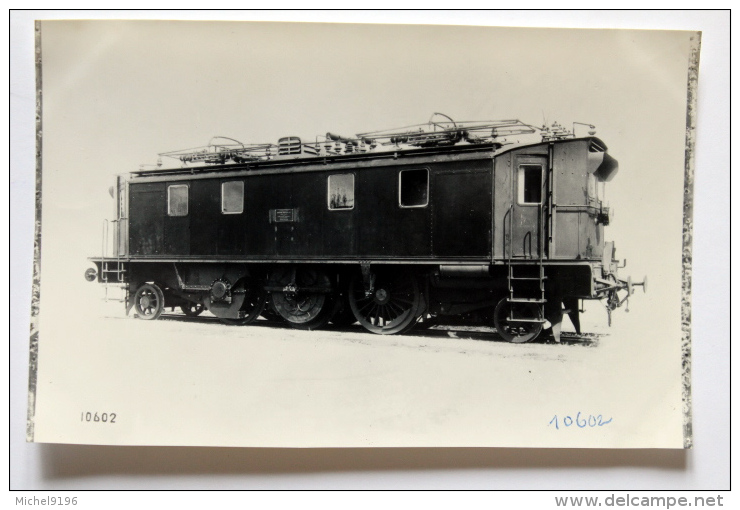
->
(10, 10), (729, 492)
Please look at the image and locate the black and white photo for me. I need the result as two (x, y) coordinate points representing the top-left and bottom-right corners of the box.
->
(28, 20), (698, 449)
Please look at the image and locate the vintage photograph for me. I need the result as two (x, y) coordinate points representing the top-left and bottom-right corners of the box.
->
(29, 20), (698, 448)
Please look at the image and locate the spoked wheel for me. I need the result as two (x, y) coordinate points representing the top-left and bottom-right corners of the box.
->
(219, 280), (267, 326)
(493, 297), (544, 343)
(134, 283), (165, 321)
(180, 303), (205, 317)
(271, 268), (337, 330)
(349, 270), (421, 335)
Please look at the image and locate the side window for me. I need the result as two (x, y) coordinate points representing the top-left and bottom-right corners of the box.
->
(399, 168), (429, 208)
(222, 181), (244, 214)
(167, 184), (188, 216)
(328, 173), (354, 210)
(517, 165), (542, 205)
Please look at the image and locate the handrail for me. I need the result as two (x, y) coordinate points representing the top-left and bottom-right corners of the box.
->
(539, 203), (544, 263)
(507, 204), (513, 265)
(523, 231), (532, 259)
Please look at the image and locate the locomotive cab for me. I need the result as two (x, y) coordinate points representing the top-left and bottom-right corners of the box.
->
(487, 135), (640, 342)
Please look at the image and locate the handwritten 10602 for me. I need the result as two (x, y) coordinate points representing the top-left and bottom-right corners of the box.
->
(549, 412), (612, 430)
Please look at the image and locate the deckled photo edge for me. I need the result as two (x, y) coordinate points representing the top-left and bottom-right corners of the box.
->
(27, 20), (42, 443)
(681, 31), (701, 449)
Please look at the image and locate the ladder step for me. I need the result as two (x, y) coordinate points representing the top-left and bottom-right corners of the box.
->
(509, 276), (547, 281)
(507, 298), (546, 303)
(506, 318), (547, 324)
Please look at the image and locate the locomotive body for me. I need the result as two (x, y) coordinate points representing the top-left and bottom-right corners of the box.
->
(88, 118), (642, 342)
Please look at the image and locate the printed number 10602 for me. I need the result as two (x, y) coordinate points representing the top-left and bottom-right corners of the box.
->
(80, 412), (116, 423)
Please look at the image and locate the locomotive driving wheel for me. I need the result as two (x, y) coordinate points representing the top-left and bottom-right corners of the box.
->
(271, 268), (337, 330)
(493, 297), (544, 343)
(134, 283), (165, 321)
(180, 303), (205, 317)
(348, 270), (421, 335)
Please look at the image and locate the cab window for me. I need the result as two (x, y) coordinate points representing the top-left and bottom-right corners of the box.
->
(518, 165), (542, 205)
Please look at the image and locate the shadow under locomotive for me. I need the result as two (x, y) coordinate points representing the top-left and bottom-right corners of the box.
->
(140, 307), (604, 348)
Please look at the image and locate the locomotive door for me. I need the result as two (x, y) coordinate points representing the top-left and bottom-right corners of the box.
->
(510, 155), (547, 259)
(271, 172), (325, 257)
(129, 183), (165, 256)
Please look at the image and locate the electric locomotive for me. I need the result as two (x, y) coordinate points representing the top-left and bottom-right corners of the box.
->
(86, 114), (644, 342)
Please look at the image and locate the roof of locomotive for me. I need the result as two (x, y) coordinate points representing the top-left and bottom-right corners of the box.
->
(130, 135), (608, 180)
